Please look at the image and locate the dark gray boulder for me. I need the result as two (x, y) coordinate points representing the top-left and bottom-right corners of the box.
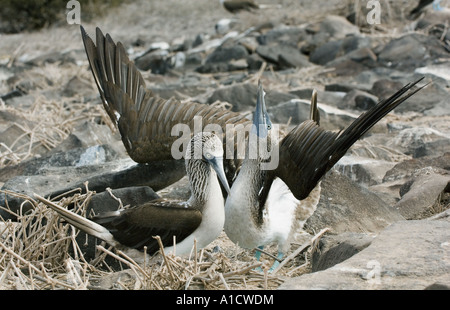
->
(304, 170), (405, 235)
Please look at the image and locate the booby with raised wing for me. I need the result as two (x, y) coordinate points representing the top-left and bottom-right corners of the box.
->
(80, 26), (251, 185)
(36, 132), (230, 257)
(224, 78), (426, 271)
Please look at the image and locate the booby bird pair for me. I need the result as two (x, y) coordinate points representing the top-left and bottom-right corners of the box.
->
(36, 132), (230, 256)
(40, 26), (425, 269)
(224, 79), (426, 271)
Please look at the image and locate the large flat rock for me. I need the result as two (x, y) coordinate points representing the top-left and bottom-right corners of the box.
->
(304, 170), (404, 235)
(279, 219), (450, 290)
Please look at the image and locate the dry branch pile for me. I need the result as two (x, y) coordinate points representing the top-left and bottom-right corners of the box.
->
(0, 188), (317, 290)
(0, 93), (110, 169)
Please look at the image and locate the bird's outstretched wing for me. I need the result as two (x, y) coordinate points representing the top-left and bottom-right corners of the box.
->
(80, 26), (250, 164)
(260, 78), (426, 206)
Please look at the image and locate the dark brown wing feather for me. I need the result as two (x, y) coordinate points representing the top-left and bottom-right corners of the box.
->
(80, 26), (250, 164)
(409, 0), (433, 16)
(262, 78), (426, 203)
(92, 199), (202, 254)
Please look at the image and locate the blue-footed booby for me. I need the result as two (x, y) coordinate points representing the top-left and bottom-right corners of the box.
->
(35, 132), (230, 257)
(224, 78), (426, 271)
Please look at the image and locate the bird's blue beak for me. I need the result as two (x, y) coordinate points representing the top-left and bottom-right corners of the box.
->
(252, 80), (272, 138)
(208, 156), (231, 195)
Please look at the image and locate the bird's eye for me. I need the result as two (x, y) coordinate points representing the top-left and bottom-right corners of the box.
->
(205, 152), (213, 160)
(267, 124), (272, 130)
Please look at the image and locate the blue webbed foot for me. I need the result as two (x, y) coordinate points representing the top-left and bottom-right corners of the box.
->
(433, 0), (442, 11)
(253, 248), (284, 273)
(254, 246), (264, 272)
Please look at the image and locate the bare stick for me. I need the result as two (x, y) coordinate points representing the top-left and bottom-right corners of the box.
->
(153, 236), (176, 282)
(106, 187), (125, 210)
(253, 247), (282, 262)
(194, 238), (198, 274)
(272, 227), (330, 274)
(97, 245), (146, 276)
(0, 241), (42, 274)
(51, 188), (83, 203)
(143, 246), (148, 271)
(116, 249), (149, 277)
(247, 61), (267, 84)
(218, 273), (230, 290)
(198, 262), (263, 284)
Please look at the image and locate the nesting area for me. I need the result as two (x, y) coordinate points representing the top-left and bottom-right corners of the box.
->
(1, 0), (449, 290)
(0, 187), (325, 289)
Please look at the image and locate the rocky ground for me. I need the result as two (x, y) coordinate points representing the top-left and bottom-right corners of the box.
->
(0, 0), (449, 290)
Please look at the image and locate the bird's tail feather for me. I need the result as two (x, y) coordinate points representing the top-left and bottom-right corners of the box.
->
(34, 194), (119, 247)
(329, 77), (428, 167)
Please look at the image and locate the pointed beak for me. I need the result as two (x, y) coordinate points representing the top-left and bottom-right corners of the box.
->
(208, 157), (231, 196)
(252, 80), (272, 138)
